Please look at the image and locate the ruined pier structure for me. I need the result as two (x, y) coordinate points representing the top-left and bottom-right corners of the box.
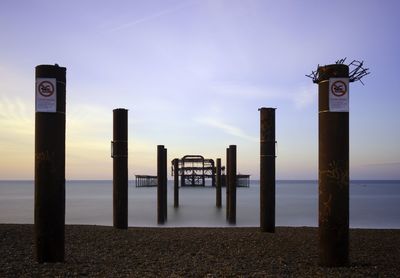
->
(170, 155), (250, 188)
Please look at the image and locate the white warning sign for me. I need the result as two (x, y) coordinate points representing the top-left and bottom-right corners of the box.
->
(329, 78), (349, 112)
(36, 78), (57, 112)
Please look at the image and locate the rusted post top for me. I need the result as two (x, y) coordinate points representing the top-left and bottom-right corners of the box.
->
(258, 107), (276, 111)
(35, 64), (66, 81)
(113, 108), (128, 112)
(307, 59), (369, 84)
(316, 64), (349, 83)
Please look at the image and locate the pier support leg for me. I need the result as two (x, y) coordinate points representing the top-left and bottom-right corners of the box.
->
(317, 64), (349, 267)
(112, 108), (128, 229)
(34, 64), (66, 263)
(226, 148), (230, 220)
(216, 158), (222, 208)
(157, 145), (167, 224)
(228, 145), (237, 225)
(259, 107), (276, 233)
(174, 159), (179, 208)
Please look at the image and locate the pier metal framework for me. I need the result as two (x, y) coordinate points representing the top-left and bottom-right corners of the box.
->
(135, 175), (157, 187)
(172, 155), (216, 187)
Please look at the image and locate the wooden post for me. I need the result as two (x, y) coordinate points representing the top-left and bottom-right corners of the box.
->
(216, 158), (222, 208)
(173, 159), (179, 208)
(112, 108), (128, 229)
(317, 64), (349, 266)
(228, 145), (237, 225)
(259, 107), (276, 233)
(34, 64), (66, 263)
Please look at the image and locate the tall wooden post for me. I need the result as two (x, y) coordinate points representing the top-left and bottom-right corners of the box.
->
(317, 64), (349, 266)
(112, 108), (128, 229)
(259, 107), (276, 233)
(228, 145), (237, 225)
(216, 158), (222, 208)
(35, 64), (66, 263)
(173, 159), (179, 208)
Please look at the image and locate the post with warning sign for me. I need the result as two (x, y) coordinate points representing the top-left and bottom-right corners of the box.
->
(34, 64), (66, 263)
(317, 64), (350, 266)
(307, 59), (369, 267)
(112, 108), (128, 229)
(259, 107), (276, 233)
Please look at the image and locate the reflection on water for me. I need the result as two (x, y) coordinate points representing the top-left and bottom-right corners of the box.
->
(0, 180), (399, 228)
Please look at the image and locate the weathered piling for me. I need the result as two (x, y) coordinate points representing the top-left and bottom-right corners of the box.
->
(112, 108), (128, 229)
(226, 148), (230, 220)
(259, 107), (276, 233)
(173, 159), (179, 208)
(216, 158), (222, 208)
(317, 64), (349, 266)
(34, 64), (66, 263)
(163, 147), (168, 220)
(157, 145), (167, 224)
(228, 145), (237, 224)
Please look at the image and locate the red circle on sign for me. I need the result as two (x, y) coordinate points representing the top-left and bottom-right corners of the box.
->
(38, 81), (54, 97)
(331, 80), (347, 97)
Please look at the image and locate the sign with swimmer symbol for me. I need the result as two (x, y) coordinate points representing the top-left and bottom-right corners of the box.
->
(329, 78), (349, 112)
(36, 78), (57, 112)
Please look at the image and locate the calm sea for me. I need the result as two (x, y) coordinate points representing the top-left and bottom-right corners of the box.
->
(0, 180), (399, 228)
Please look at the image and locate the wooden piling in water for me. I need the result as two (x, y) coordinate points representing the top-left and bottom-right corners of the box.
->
(112, 108), (128, 229)
(34, 64), (66, 263)
(259, 107), (276, 233)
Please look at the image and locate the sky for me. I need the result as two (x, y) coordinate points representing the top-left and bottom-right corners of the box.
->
(1, 0), (399, 180)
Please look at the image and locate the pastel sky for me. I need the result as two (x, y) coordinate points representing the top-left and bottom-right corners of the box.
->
(1, 0), (399, 180)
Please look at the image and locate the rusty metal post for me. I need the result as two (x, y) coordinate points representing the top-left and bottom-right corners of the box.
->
(226, 148), (230, 220)
(163, 147), (168, 220)
(216, 158), (222, 208)
(112, 108), (128, 229)
(173, 159), (179, 208)
(317, 64), (349, 266)
(157, 145), (165, 224)
(34, 64), (66, 263)
(228, 145), (237, 224)
(259, 107), (276, 233)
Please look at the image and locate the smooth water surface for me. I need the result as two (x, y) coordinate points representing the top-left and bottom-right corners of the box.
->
(0, 180), (399, 228)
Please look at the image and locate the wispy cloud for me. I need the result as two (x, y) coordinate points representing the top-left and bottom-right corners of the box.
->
(110, 2), (194, 32)
(291, 84), (317, 109)
(210, 82), (316, 109)
(195, 117), (257, 142)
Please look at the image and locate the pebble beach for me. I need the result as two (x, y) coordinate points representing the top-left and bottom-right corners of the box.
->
(1, 224), (399, 277)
